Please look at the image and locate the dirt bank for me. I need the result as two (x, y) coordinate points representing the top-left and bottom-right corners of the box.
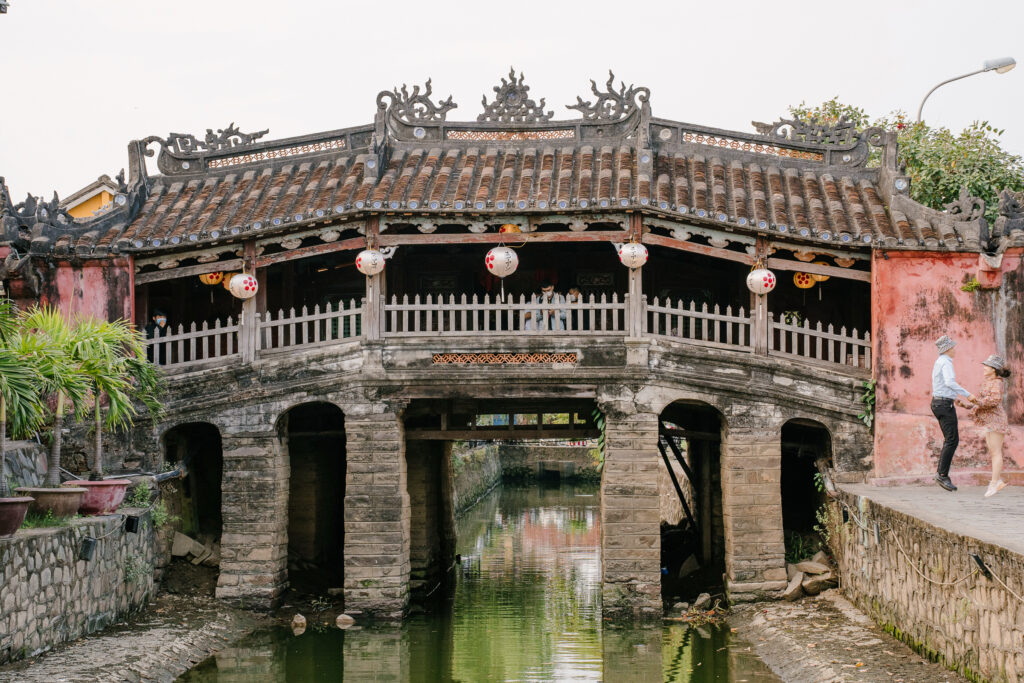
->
(729, 590), (967, 683)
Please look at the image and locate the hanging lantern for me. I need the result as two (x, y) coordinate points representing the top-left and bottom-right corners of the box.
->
(485, 246), (518, 278)
(198, 271), (224, 286)
(355, 249), (386, 276)
(499, 224), (522, 234)
(221, 273), (238, 291)
(811, 261), (830, 283)
(618, 242), (648, 269)
(746, 267), (777, 295)
(228, 273), (259, 299)
(794, 272), (815, 289)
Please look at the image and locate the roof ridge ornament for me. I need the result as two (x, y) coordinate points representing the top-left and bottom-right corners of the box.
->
(377, 79), (457, 123)
(143, 123), (270, 157)
(478, 68), (553, 123)
(945, 186), (986, 223)
(751, 115), (858, 147)
(567, 71), (650, 122)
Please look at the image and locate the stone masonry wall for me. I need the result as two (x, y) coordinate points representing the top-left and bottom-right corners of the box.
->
(451, 443), (502, 515)
(0, 507), (155, 663)
(498, 443), (600, 479)
(834, 491), (1024, 682)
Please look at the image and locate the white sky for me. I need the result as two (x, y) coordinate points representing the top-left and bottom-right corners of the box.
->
(1, 0), (1021, 201)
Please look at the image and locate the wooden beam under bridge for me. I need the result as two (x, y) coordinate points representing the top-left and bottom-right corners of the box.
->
(405, 426), (601, 441)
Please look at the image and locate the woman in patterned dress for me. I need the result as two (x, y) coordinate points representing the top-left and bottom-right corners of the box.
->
(971, 355), (1011, 497)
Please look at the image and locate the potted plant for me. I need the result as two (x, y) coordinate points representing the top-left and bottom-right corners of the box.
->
(66, 318), (162, 515)
(13, 306), (90, 517)
(0, 301), (47, 535)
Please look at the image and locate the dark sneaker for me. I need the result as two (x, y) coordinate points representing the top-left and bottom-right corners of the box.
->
(934, 474), (957, 492)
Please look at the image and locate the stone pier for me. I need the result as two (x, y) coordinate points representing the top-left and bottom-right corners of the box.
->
(599, 403), (662, 619)
(720, 414), (787, 600)
(342, 406), (411, 619)
(216, 429), (290, 608)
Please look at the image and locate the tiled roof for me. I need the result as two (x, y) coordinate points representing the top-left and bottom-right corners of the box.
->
(3, 72), (993, 258)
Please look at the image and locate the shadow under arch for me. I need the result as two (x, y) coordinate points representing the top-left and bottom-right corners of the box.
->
(276, 401), (347, 594)
(657, 399), (726, 602)
(780, 418), (833, 559)
(162, 421), (223, 543)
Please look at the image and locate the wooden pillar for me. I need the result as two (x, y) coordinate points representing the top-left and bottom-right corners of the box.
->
(626, 212), (645, 339)
(239, 240), (258, 362)
(365, 216), (382, 340)
(753, 236), (769, 354)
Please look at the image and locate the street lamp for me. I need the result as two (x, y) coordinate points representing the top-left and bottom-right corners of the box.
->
(916, 57), (1016, 122)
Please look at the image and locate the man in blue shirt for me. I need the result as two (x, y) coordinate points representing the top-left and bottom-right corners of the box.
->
(931, 335), (977, 491)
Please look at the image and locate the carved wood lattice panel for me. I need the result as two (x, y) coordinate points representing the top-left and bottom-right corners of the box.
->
(432, 352), (578, 364)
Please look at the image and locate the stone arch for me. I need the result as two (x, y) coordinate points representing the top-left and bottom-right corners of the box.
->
(656, 399), (727, 601)
(780, 418), (833, 550)
(276, 401), (347, 594)
(161, 421), (224, 561)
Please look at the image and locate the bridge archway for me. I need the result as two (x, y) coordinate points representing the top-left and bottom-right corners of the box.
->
(657, 400), (725, 601)
(277, 402), (347, 593)
(162, 421), (223, 544)
(781, 418), (833, 559)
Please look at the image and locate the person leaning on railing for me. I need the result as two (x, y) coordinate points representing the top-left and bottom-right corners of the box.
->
(523, 281), (565, 331)
(144, 309), (169, 364)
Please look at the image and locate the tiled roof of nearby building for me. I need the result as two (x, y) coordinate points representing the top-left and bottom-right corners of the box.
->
(3, 71), (1013, 259)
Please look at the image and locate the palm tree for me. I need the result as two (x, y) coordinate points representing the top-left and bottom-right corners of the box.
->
(74, 318), (162, 479)
(0, 301), (49, 498)
(19, 306), (91, 488)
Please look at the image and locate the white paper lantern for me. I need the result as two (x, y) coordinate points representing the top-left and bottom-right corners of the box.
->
(355, 249), (386, 276)
(618, 242), (649, 269)
(746, 268), (777, 295)
(228, 273), (259, 299)
(485, 246), (519, 278)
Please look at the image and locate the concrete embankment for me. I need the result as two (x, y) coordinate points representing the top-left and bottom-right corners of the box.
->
(833, 485), (1024, 683)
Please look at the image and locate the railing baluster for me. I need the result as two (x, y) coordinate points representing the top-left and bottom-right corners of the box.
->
(725, 305), (733, 345)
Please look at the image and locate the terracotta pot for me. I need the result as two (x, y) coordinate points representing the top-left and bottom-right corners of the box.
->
(15, 487), (87, 518)
(63, 480), (132, 515)
(0, 497), (34, 537)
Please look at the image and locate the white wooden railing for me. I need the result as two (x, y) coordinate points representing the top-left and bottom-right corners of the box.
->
(145, 293), (870, 374)
(259, 299), (364, 352)
(382, 293), (628, 336)
(146, 318), (240, 368)
(767, 313), (871, 369)
(645, 298), (752, 350)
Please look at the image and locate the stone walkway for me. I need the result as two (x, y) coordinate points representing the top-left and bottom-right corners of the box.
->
(730, 590), (967, 683)
(0, 594), (266, 683)
(840, 483), (1024, 555)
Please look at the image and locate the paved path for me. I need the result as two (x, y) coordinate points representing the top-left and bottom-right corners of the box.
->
(840, 483), (1024, 555)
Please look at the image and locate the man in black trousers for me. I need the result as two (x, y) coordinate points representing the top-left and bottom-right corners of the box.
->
(931, 335), (977, 491)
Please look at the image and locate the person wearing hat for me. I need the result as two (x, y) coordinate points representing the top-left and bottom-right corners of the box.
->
(931, 335), (977, 491)
(970, 354), (1012, 497)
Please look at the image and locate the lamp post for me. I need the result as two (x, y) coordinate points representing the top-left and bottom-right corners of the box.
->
(916, 57), (1016, 123)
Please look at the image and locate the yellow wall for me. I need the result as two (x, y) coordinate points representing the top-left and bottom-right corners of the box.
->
(67, 191), (113, 218)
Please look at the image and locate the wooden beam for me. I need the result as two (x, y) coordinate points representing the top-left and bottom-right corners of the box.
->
(254, 237), (365, 269)
(377, 230), (630, 246)
(643, 233), (755, 265)
(766, 257), (870, 282)
(660, 427), (722, 442)
(405, 427), (600, 441)
(135, 259), (243, 285)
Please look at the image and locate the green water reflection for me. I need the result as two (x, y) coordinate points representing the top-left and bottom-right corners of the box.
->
(180, 483), (779, 682)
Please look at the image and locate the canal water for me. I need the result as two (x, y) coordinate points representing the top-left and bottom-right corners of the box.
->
(179, 483), (780, 682)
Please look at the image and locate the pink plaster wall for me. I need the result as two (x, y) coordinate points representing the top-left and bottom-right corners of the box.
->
(872, 249), (1024, 482)
(47, 260), (132, 323)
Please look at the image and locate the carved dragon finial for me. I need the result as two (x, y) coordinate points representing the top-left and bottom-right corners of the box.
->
(376, 79), (457, 123)
(752, 115), (858, 146)
(994, 187), (1024, 238)
(477, 68), (552, 123)
(142, 123), (270, 157)
(945, 186), (986, 223)
(567, 71), (650, 122)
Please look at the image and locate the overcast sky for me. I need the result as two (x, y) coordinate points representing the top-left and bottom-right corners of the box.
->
(1, 0), (1021, 201)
